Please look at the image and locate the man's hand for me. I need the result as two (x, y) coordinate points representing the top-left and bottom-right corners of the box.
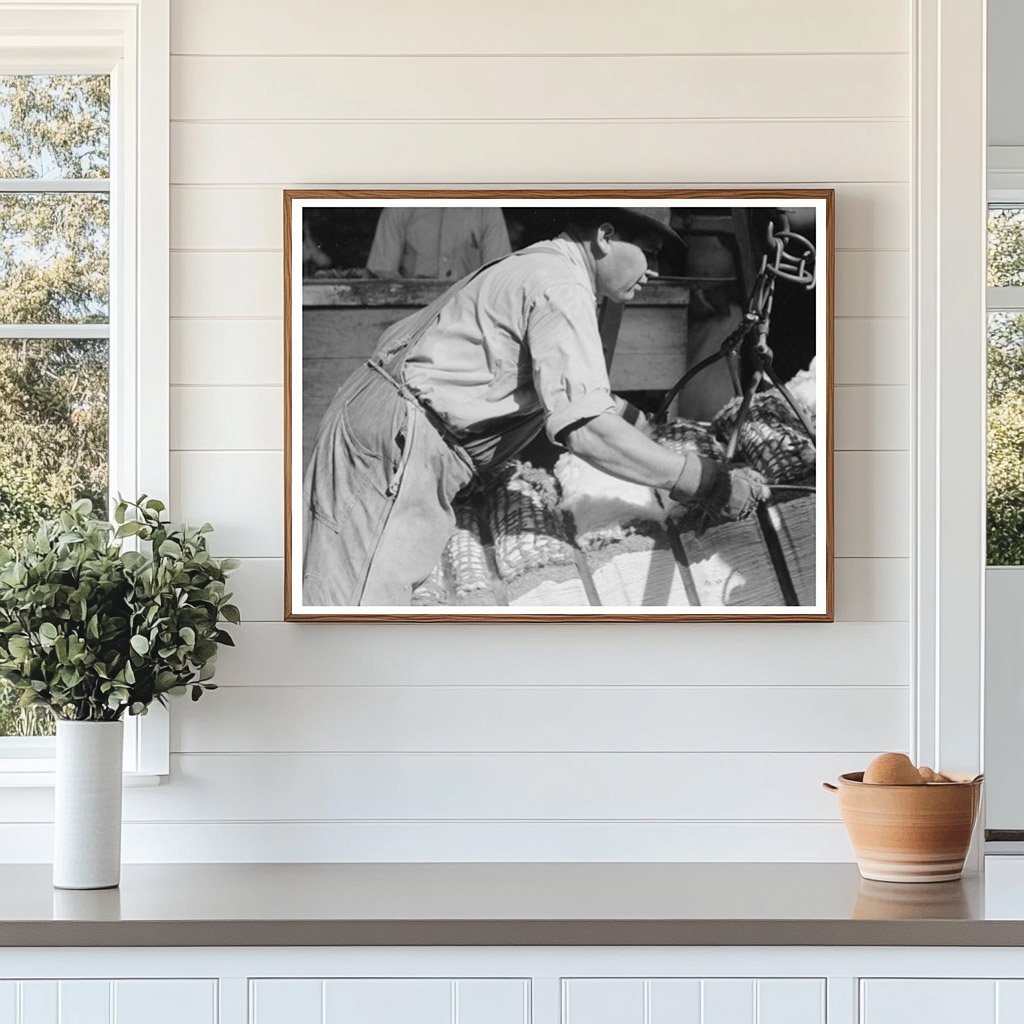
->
(669, 452), (769, 523)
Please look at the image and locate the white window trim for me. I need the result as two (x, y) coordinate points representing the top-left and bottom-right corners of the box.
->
(0, 0), (169, 784)
(914, 0), (987, 869)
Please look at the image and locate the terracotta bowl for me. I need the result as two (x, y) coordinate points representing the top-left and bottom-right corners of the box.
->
(823, 772), (983, 883)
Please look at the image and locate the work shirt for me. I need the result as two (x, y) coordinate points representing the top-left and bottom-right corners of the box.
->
(367, 207), (512, 280)
(395, 234), (619, 467)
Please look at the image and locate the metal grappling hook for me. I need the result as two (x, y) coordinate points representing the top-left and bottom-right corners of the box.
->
(656, 211), (818, 449)
(657, 214), (818, 560)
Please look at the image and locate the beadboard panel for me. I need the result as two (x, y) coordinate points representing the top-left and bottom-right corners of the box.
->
(859, 981), (997, 1024)
(170, 249), (908, 320)
(249, 979), (529, 1024)
(0, 820), (856, 863)
(167, 383), (905, 454)
(170, 121), (909, 187)
(169, 685), (909, 754)
(111, 752), (865, 821)
(208, 622), (910, 689)
(563, 978), (826, 1024)
(225, 556), (909, 623)
(170, 182), (909, 252)
(169, 449), (906, 558)
(5, 981), (218, 1024)
(167, 315), (911, 388)
(171, 55), (908, 122)
(169, 0), (909, 56)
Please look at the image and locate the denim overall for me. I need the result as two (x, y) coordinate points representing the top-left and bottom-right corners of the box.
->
(302, 255), (519, 607)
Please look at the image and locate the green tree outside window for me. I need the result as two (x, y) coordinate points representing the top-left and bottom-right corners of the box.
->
(988, 208), (1024, 566)
(0, 75), (110, 736)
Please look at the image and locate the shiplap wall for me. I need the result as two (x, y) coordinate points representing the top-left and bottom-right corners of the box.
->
(25, 0), (919, 861)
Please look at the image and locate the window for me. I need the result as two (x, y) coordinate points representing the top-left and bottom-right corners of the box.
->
(0, 73), (111, 739)
(987, 206), (1024, 565)
(0, 2), (169, 780)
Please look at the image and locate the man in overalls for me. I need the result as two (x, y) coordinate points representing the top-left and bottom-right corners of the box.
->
(302, 207), (768, 607)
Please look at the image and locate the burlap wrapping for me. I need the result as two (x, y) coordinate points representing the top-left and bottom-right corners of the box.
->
(711, 392), (815, 484)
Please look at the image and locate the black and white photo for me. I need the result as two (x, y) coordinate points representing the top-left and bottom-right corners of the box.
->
(285, 191), (833, 621)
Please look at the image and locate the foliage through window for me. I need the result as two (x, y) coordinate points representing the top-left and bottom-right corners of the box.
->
(0, 75), (111, 737)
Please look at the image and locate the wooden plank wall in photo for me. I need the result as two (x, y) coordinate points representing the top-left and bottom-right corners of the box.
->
(1, 0), (915, 863)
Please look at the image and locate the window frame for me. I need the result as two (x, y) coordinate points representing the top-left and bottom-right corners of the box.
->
(983, 191), (1024, 838)
(0, 0), (169, 784)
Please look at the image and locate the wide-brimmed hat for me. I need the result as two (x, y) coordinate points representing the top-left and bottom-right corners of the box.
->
(563, 206), (687, 252)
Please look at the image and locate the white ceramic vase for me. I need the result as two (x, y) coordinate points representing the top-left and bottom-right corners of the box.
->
(53, 719), (124, 889)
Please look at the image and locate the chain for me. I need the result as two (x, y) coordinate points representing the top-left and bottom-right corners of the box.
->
(655, 212), (817, 422)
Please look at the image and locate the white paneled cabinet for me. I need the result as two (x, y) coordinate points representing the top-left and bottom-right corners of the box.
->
(250, 979), (529, 1024)
(860, 979), (1024, 1023)
(0, 980), (216, 1024)
(563, 978), (825, 1024)
(9, 951), (1024, 1024)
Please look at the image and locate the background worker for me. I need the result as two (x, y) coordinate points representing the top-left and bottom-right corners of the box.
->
(366, 206), (511, 279)
(302, 207), (767, 606)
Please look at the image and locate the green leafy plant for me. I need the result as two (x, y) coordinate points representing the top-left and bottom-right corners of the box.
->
(0, 496), (239, 722)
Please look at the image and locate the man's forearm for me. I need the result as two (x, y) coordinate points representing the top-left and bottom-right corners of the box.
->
(563, 412), (684, 491)
(611, 395), (646, 427)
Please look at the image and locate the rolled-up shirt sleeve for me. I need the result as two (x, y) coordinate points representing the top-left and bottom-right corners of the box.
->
(526, 282), (619, 443)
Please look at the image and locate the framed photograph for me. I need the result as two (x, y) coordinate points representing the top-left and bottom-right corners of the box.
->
(284, 190), (833, 622)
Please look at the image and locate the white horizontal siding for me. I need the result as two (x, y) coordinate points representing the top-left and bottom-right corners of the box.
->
(834, 385), (909, 451)
(170, 182), (909, 252)
(171, 55), (909, 122)
(170, 386), (282, 451)
(0, 820), (856, 863)
(0, 752), (875, 823)
(170, 685), (909, 753)
(170, 120), (909, 186)
(834, 452), (910, 557)
(170, 319), (283, 385)
(170, 450), (282, 557)
(113, 752), (868, 821)
(833, 318), (910, 386)
(208, 622), (911, 688)
(169, 0), (909, 56)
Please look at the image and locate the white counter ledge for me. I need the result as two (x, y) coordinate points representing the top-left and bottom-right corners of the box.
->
(4, 861), (1024, 947)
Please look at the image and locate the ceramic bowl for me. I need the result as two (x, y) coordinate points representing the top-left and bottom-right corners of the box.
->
(822, 771), (983, 883)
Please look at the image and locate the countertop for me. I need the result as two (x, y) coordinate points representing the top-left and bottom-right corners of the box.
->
(7, 861), (1024, 947)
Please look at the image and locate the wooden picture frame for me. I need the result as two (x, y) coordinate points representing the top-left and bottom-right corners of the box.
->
(284, 189), (834, 622)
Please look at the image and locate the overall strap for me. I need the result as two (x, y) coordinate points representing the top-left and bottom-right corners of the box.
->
(372, 251), (516, 377)
(370, 241), (567, 378)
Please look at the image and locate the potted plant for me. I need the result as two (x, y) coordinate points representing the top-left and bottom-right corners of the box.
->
(0, 496), (239, 889)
